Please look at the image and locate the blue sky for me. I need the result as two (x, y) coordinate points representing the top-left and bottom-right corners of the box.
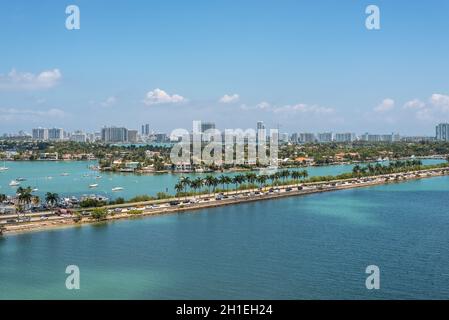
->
(1, 0), (449, 135)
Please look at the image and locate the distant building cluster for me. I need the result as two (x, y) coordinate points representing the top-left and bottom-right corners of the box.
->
(2, 122), (448, 144)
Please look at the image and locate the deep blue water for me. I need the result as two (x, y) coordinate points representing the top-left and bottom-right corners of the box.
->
(1, 176), (449, 299)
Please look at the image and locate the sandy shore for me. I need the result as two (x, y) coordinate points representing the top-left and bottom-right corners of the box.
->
(2, 166), (449, 236)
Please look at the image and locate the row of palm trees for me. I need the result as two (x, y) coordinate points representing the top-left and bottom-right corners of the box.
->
(352, 160), (423, 176)
(174, 170), (309, 198)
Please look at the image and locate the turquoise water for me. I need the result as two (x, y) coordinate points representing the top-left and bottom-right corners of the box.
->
(0, 159), (445, 200)
(1, 176), (449, 299)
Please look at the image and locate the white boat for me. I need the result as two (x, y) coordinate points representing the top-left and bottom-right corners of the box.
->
(9, 180), (20, 187)
(0, 161), (8, 171)
(32, 188), (39, 192)
(112, 187), (124, 192)
(61, 173), (70, 176)
(89, 184), (99, 188)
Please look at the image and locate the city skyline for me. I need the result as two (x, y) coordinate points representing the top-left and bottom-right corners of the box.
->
(5, 121), (449, 144)
(1, 1), (449, 135)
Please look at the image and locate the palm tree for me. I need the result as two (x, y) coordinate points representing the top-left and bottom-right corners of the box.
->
(190, 177), (204, 198)
(180, 176), (191, 196)
(232, 174), (246, 193)
(256, 175), (268, 188)
(245, 172), (257, 186)
(301, 170), (308, 181)
(352, 165), (362, 176)
(280, 169), (291, 182)
(204, 175), (215, 195)
(175, 182), (184, 198)
(17, 187), (33, 213)
(272, 172), (281, 185)
(45, 192), (60, 208)
(219, 175), (232, 194)
(218, 174), (227, 191)
(291, 171), (300, 185)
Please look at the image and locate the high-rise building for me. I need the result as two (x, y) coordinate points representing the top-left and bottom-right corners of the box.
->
(299, 133), (316, 143)
(48, 128), (64, 141)
(70, 131), (87, 143)
(32, 128), (48, 141)
(200, 122), (215, 133)
(141, 124), (150, 136)
(360, 133), (399, 142)
(256, 121), (266, 143)
(290, 133), (299, 144)
(335, 133), (355, 142)
(317, 132), (333, 143)
(128, 130), (138, 143)
(101, 126), (128, 143)
(436, 123), (449, 141)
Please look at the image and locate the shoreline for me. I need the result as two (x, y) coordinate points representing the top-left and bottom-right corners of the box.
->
(2, 166), (449, 236)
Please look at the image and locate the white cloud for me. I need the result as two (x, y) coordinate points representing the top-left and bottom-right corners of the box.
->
(100, 96), (117, 107)
(219, 94), (240, 104)
(403, 99), (425, 109)
(430, 93), (449, 112)
(143, 88), (186, 106)
(256, 101), (271, 109)
(0, 69), (62, 90)
(374, 98), (395, 112)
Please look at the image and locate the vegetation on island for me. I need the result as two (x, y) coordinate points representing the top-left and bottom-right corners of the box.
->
(2, 140), (449, 174)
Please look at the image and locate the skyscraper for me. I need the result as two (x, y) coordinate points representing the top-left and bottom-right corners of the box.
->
(32, 128), (48, 141)
(101, 126), (128, 143)
(141, 124), (150, 136)
(128, 130), (138, 143)
(48, 128), (64, 141)
(436, 123), (449, 141)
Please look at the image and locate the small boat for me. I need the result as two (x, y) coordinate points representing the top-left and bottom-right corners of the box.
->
(89, 184), (99, 188)
(95, 175), (102, 179)
(16, 177), (27, 181)
(112, 187), (124, 192)
(32, 188), (39, 192)
(61, 173), (70, 176)
(0, 161), (8, 171)
(9, 180), (20, 187)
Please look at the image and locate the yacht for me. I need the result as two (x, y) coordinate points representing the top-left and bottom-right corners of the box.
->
(9, 180), (20, 187)
(112, 187), (124, 192)
(89, 184), (99, 188)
